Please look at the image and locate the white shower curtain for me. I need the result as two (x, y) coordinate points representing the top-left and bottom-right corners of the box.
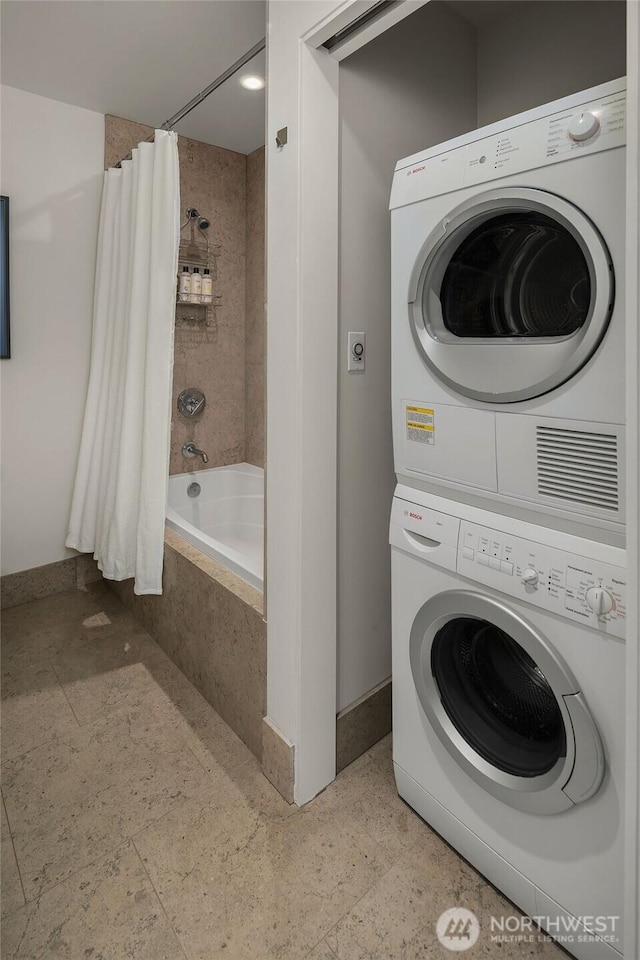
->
(67, 130), (179, 594)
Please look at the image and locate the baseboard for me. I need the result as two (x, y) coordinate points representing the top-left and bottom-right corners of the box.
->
(262, 716), (295, 804)
(0, 554), (102, 609)
(336, 678), (392, 773)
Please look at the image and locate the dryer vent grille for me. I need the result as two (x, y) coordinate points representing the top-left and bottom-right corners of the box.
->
(536, 426), (619, 512)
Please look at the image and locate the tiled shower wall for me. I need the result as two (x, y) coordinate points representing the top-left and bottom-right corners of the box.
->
(105, 117), (265, 474)
(245, 146), (265, 467)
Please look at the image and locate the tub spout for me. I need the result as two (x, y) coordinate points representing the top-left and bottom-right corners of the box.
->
(182, 441), (209, 464)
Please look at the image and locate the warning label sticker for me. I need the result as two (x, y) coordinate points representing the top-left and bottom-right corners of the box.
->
(406, 405), (434, 445)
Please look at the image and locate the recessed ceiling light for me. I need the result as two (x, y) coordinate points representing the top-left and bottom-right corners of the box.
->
(240, 75), (265, 91)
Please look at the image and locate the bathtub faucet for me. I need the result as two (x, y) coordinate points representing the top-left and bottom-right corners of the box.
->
(182, 441), (209, 464)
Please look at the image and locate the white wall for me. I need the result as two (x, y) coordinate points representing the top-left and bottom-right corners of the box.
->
(0, 86), (104, 575)
(266, 0), (345, 803)
(337, 1), (477, 711)
(477, 1), (626, 126)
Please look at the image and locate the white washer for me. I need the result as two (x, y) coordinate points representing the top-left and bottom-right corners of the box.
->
(390, 486), (626, 959)
(390, 79), (626, 541)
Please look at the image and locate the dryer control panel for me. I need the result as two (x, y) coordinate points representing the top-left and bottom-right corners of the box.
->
(457, 521), (626, 639)
(390, 80), (626, 209)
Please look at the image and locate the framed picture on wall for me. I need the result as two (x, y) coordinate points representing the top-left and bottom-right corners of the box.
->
(0, 196), (9, 359)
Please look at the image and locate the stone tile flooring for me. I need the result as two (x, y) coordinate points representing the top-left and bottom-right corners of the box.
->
(0, 583), (562, 959)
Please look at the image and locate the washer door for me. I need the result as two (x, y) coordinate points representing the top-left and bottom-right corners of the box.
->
(410, 591), (605, 814)
(409, 188), (614, 403)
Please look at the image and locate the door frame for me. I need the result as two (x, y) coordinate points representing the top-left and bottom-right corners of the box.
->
(265, 0), (424, 806)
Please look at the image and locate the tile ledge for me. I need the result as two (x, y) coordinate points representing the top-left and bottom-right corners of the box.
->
(163, 526), (264, 617)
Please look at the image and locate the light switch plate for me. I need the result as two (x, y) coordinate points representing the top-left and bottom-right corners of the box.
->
(348, 332), (365, 372)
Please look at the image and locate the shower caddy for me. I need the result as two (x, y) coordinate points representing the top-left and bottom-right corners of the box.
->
(176, 207), (222, 327)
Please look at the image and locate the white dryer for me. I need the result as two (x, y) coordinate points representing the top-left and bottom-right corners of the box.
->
(390, 79), (626, 541)
(390, 486), (626, 959)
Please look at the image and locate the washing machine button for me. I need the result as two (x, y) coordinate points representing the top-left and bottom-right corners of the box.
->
(585, 586), (614, 615)
(489, 557), (501, 571)
(500, 560), (514, 575)
(477, 555), (489, 567)
(463, 547), (474, 560)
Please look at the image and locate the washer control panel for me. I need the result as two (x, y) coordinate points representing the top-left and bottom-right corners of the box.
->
(457, 520), (626, 639)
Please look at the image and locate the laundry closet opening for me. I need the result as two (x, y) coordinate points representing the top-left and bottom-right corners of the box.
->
(335, 0), (627, 770)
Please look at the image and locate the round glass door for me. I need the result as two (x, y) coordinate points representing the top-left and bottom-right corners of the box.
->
(431, 617), (566, 778)
(439, 212), (591, 339)
(409, 591), (605, 813)
(409, 188), (614, 403)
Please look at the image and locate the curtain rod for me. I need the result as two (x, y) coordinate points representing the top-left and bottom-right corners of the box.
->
(114, 37), (266, 169)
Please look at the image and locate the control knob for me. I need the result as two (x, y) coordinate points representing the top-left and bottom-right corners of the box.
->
(568, 111), (600, 142)
(585, 586), (614, 616)
(522, 568), (538, 586)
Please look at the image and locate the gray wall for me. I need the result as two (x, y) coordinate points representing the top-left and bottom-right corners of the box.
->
(477, 1), (626, 126)
(337, 1), (477, 711)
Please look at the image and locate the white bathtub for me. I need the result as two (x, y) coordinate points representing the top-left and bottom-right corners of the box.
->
(166, 463), (264, 591)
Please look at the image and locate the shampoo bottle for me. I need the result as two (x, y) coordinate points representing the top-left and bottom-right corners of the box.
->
(202, 268), (213, 304)
(179, 266), (191, 302)
(190, 267), (202, 304)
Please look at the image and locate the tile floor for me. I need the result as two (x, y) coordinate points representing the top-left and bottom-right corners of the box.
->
(1, 583), (562, 959)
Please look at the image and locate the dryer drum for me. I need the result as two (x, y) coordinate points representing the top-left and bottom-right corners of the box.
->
(431, 617), (567, 778)
(439, 212), (591, 338)
(408, 186), (615, 404)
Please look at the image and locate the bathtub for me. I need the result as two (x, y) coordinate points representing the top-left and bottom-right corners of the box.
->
(166, 463), (264, 591)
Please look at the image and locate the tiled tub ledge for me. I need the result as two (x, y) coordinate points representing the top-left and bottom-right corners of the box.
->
(108, 527), (266, 761)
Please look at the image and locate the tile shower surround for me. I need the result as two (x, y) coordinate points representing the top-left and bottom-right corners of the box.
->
(105, 116), (265, 474)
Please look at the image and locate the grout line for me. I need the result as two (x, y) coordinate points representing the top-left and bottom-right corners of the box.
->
(48, 659), (83, 729)
(10, 820), (203, 914)
(185, 741), (216, 776)
(1, 789), (28, 909)
(4, 737), (225, 906)
(131, 837), (190, 960)
(11, 839), (134, 909)
(124, 749), (259, 848)
(310, 858), (397, 956)
(183, 736), (255, 779)
(1, 703), (122, 765)
(305, 931), (339, 958)
(0, 661), (86, 766)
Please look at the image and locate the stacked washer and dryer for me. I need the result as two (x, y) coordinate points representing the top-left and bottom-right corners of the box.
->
(389, 79), (627, 959)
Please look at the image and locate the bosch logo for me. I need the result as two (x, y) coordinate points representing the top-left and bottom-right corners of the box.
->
(411, 165), (425, 175)
(409, 512), (422, 520)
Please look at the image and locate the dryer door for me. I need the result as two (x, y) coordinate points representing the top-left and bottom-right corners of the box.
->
(409, 188), (614, 403)
(410, 590), (604, 814)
